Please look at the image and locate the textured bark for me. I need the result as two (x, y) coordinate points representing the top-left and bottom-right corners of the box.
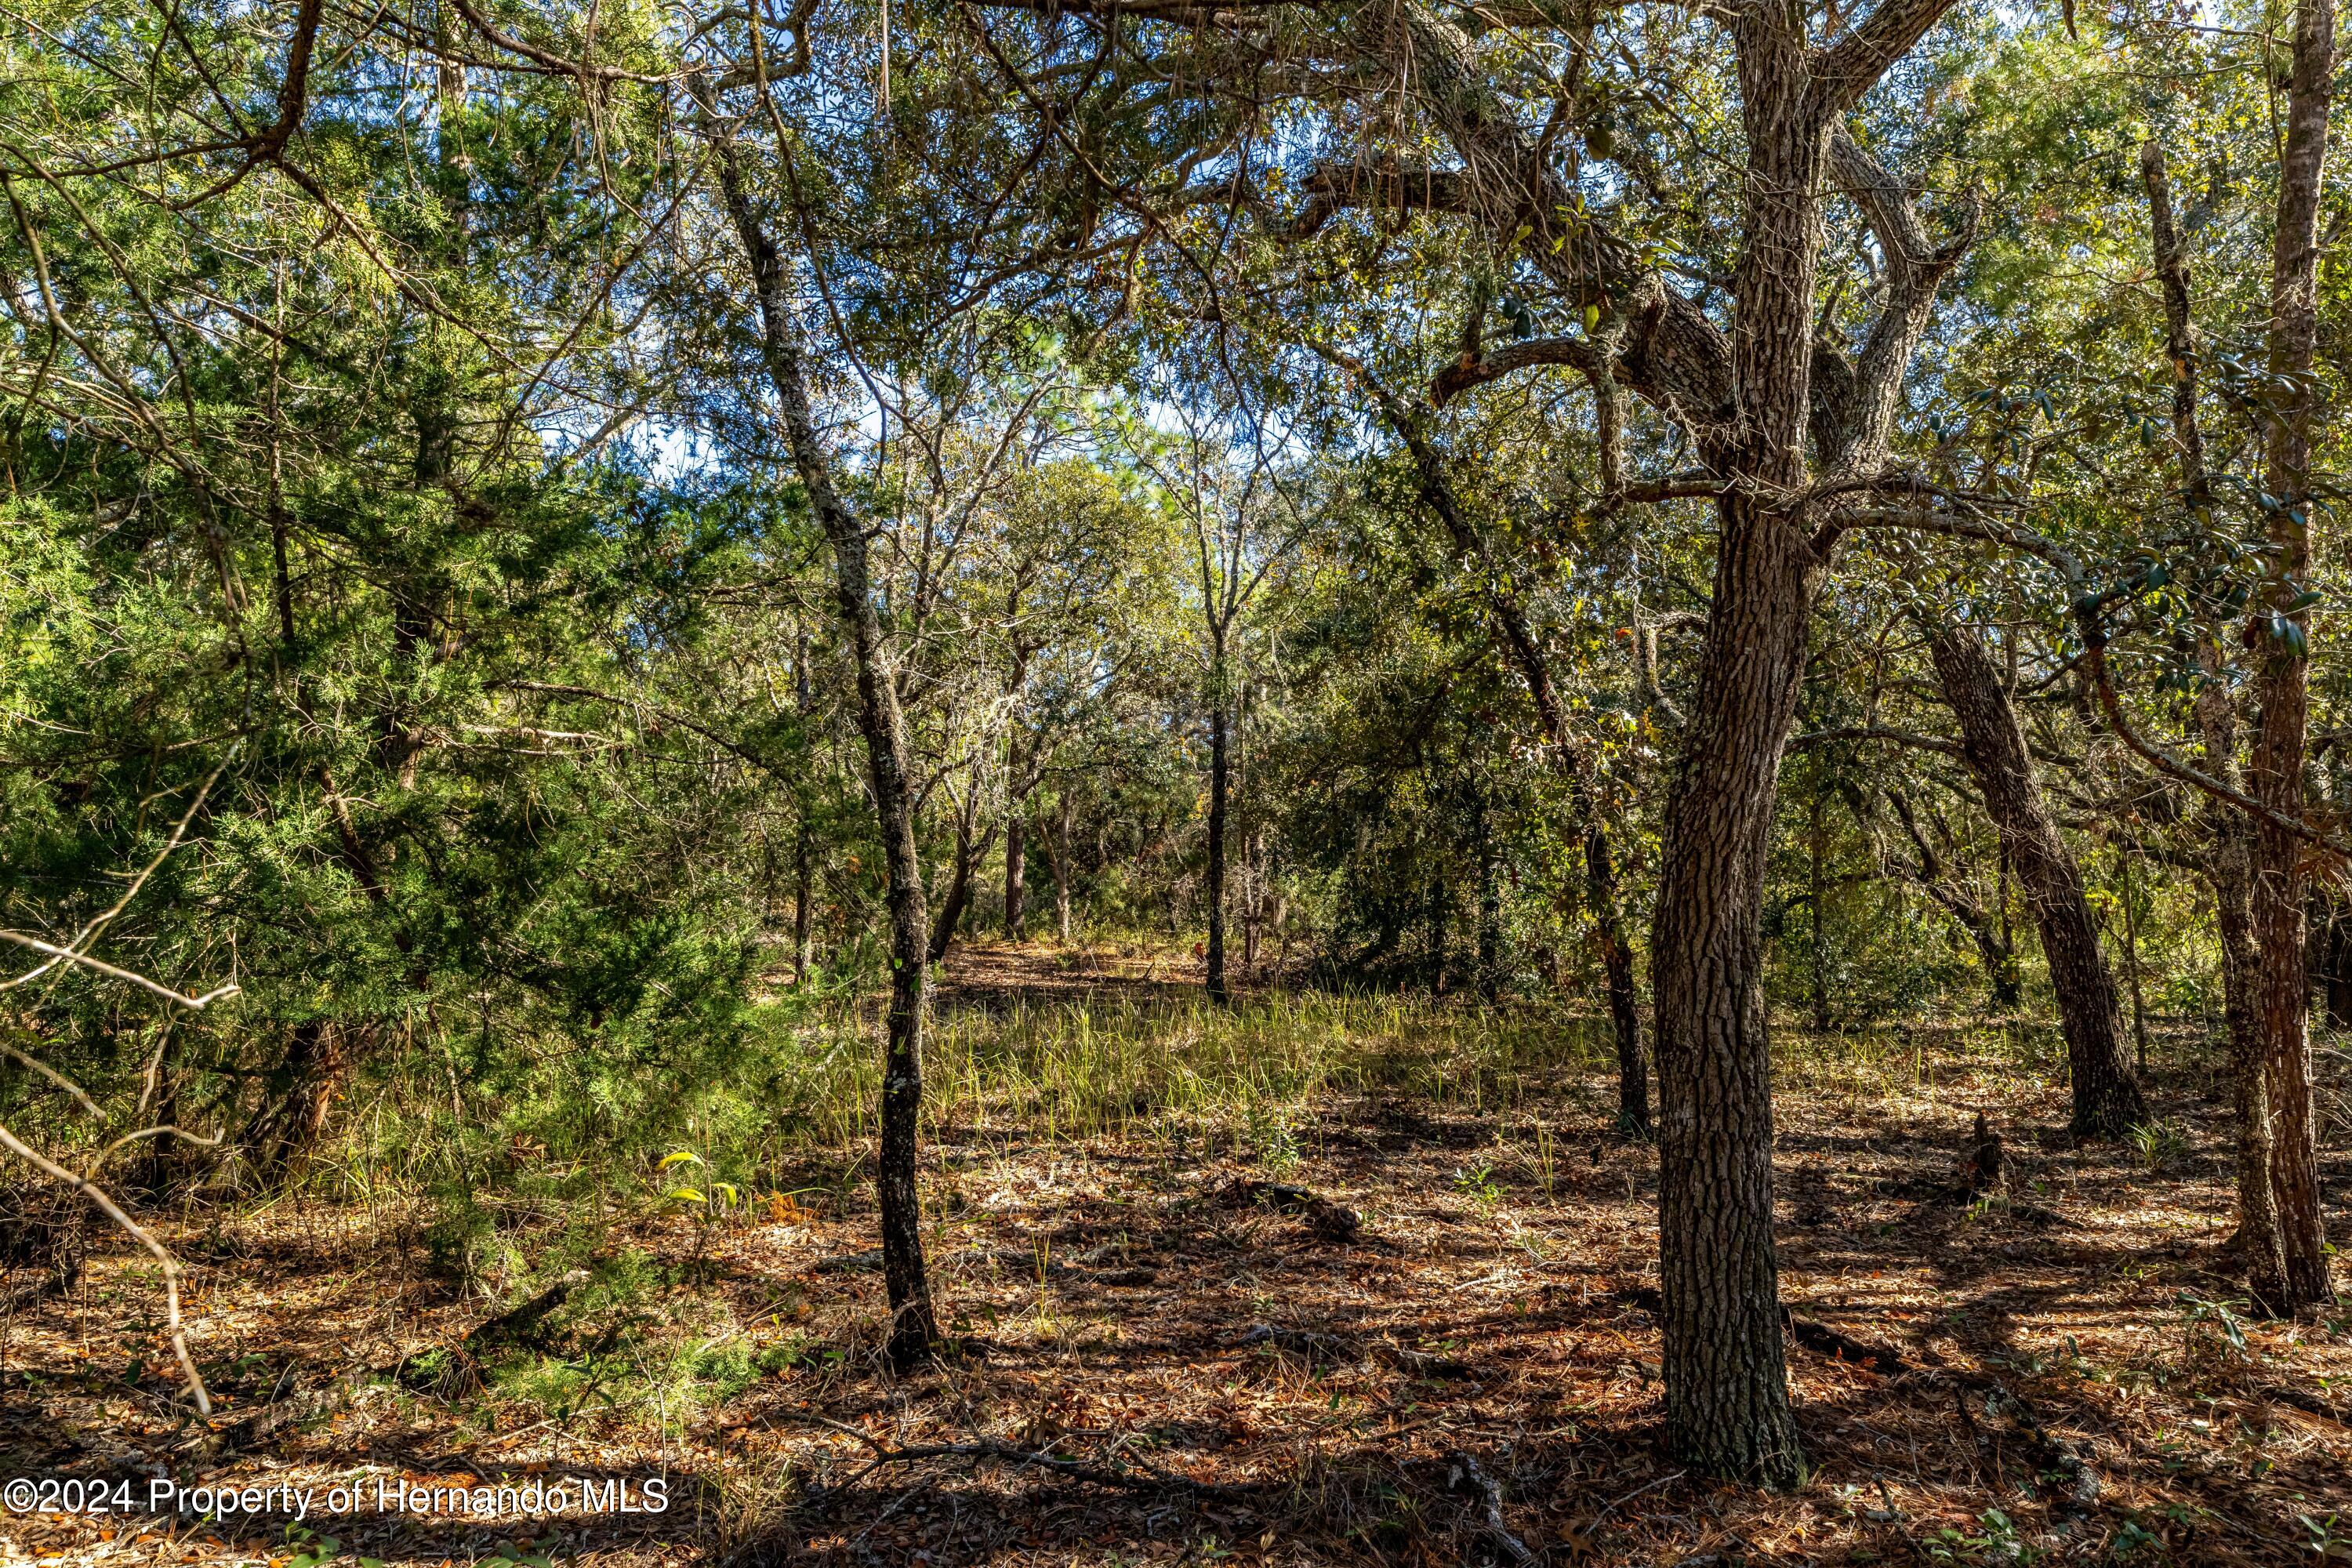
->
(707, 119), (938, 1367)
(1928, 625), (2145, 1135)
(1348, 0), (1965, 1482)
(2246, 0), (2336, 1312)
(1652, 489), (1817, 1487)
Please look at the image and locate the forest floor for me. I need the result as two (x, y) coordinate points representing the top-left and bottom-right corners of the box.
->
(3, 944), (2350, 1567)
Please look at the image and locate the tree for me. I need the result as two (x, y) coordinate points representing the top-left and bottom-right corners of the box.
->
(2245, 0), (2336, 1313)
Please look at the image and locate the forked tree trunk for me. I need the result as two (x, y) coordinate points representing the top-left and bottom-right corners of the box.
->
(707, 119), (938, 1367)
(2246, 0), (2336, 1312)
(1927, 622), (2146, 1135)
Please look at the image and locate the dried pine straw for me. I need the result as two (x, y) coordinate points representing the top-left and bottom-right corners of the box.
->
(1, 984), (2345, 1566)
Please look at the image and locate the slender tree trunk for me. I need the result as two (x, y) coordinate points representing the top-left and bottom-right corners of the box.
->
(2145, 139), (2282, 1279)
(1004, 799), (1027, 939)
(1872, 787), (2018, 1009)
(1927, 623), (2146, 1135)
(1356, 377), (1648, 1126)
(707, 122), (938, 1366)
(1052, 790), (1073, 942)
(928, 809), (996, 964)
(2119, 862), (2149, 1075)
(2247, 0), (2336, 1312)
(1206, 697), (1229, 1004)
(1807, 782), (1831, 1032)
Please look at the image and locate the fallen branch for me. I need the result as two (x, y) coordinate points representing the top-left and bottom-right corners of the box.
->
(1446, 1450), (1535, 1566)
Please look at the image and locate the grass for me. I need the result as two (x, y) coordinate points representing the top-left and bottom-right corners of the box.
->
(10, 953), (2343, 1566)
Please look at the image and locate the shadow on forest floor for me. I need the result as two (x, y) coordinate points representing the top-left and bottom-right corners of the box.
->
(3, 952), (2347, 1566)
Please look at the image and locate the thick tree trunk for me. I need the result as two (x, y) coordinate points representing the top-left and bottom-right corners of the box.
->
(708, 122), (939, 1367)
(1927, 622), (2145, 1135)
(1206, 699), (1229, 1004)
(2247, 0), (2336, 1312)
(1653, 492), (1816, 1487)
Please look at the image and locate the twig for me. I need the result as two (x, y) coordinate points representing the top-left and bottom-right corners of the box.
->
(1445, 1450), (1535, 1566)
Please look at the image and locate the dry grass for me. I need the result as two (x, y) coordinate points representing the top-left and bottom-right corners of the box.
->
(2, 951), (2347, 1566)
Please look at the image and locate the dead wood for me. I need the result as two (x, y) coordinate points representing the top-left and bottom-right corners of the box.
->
(1445, 1450), (1536, 1566)
(1613, 1286), (1906, 1373)
(1221, 1179), (1363, 1243)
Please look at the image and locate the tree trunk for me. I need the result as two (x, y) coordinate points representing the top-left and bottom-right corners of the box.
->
(1004, 798), (1027, 940)
(1052, 790), (1074, 942)
(707, 120), (938, 1367)
(1648, 11), (1846, 1479)
(1588, 826), (1648, 1134)
(1652, 490), (1817, 1487)
(1926, 622), (2146, 1135)
(927, 804), (996, 964)
(2145, 139), (2283, 1285)
(1807, 781), (1831, 1032)
(1873, 787), (2018, 1009)
(1205, 699), (1229, 1004)
(2246, 0), (2336, 1312)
